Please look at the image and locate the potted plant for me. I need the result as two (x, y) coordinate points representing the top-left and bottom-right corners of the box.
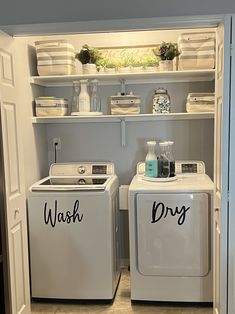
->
(96, 58), (108, 73)
(142, 56), (159, 72)
(105, 61), (117, 73)
(153, 42), (180, 71)
(130, 57), (143, 72)
(76, 44), (101, 74)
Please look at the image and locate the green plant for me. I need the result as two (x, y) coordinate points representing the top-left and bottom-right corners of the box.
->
(76, 44), (101, 64)
(106, 61), (117, 69)
(130, 57), (143, 67)
(153, 42), (180, 61)
(142, 56), (159, 68)
(96, 58), (108, 70)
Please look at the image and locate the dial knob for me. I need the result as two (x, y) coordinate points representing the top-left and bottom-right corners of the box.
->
(78, 166), (86, 174)
(78, 178), (86, 185)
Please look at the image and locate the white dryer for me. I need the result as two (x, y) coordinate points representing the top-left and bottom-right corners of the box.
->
(128, 161), (213, 302)
(28, 162), (120, 300)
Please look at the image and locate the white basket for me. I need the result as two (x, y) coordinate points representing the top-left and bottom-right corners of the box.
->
(35, 97), (68, 116)
(186, 93), (215, 113)
(35, 40), (76, 76)
(178, 32), (215, 70)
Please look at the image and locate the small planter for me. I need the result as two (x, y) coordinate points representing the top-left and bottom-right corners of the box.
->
(131, 66), (143, 73)
(159, 60), (173, 72)
(143, 66), (158, 72)
(105, 67), (116, 73)
(82, 63), (97, 74)
(118, 66), (130, 73)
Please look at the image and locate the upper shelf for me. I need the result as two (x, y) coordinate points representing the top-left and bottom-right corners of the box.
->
(30, 70), (215, 87)
(32, 113), (214, 124)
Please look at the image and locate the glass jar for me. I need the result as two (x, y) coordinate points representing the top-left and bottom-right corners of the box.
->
(165, 141), (175, 177)
(90, 79), (101, 113)
(152, 88), (171, 114)
(158, 142), (170, 178)
(71, 81), (80, 114)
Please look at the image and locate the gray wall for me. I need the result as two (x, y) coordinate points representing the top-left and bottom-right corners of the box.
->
(0, 0), (235, 25)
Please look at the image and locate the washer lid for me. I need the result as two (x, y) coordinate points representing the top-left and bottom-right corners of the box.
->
(30, 175), (112, 191)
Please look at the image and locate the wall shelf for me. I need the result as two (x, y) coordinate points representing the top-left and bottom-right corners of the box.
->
(32, 112), (214, 124)
(30, 70), (215, 87)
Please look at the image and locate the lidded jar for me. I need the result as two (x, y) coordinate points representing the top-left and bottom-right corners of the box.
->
(152, 88), (171, 114)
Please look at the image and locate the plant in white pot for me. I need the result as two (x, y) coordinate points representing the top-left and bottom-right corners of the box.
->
(96, 58), (108, 73)
(153, 42), (180, 72)
(76, 44), (100, 74)
(142, 56), (159, 72)
(105, 61), (117, 73)
(130, 57), (143, 72)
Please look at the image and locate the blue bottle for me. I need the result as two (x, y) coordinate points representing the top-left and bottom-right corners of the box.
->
(145, 141), (158, 177)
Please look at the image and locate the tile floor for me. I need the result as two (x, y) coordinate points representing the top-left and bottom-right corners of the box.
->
(31, 269), (213, 314)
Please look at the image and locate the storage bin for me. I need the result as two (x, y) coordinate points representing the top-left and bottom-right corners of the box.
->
(35, 40), (76, 76)
(178, 32), (215, 70)
(110, 93), (141, 115)
(186, 93), (215, 113)
(35, 97), (68, 116)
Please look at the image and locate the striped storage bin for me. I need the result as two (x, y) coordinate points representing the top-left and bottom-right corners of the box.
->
(35, 40), (76, 76)
(178, 32), (215, 70)
(186, 93), (215, 113)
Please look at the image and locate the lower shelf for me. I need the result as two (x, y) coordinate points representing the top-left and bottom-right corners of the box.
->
(32, 112), (214, 124)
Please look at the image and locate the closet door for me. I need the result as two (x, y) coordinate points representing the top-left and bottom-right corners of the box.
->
(228, 15), (235, 314)
(214, 16), (232, 314)
(0, 31), (30, 314)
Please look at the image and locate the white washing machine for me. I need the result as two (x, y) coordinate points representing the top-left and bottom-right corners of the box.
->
(128, 161), (213, 302)
(28, 162), (120, 300)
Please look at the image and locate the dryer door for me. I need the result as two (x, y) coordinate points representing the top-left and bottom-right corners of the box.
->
(136, 193), (209, 277)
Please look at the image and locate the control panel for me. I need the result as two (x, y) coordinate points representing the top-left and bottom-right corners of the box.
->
(137, 161), (205, 175)
(175, 161), (205, 174)
(50, 162), (114, 176)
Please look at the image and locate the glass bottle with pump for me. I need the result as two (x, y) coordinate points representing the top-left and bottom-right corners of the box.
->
(165, 141), (175, 177)
(79, 79), (90, 112)
(145, 141), (158, 177)
(90, 79), (101, 113)
(158, 142), (170, 178)
(71, 81), (80, 114)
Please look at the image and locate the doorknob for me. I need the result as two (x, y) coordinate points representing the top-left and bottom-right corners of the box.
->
(14, 209), (20, 217)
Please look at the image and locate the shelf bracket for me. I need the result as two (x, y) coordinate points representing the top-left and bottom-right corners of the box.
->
(120, 118), (126, 147)
(120, 79), (126, 95)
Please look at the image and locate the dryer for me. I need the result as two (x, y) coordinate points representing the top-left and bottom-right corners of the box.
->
(128, 161), (213, 302)
(28, 162), (120, 300)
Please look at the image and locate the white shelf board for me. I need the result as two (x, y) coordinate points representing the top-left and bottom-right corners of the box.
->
(32, 113), (214, 124)
(30, 70), (215, 87)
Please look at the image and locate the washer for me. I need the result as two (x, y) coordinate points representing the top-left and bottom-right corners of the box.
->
(128, 161), (213, 302)
(28, 162), (120, 300)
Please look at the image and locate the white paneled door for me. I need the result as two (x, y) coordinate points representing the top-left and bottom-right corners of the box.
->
(0, 31), (30, 314)
(214, 16), (232, 314)
(228, 15), (235, 314)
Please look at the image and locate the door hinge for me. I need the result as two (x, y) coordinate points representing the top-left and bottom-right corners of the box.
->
(227, 190), (230, 201)
(230, 44), (234, 56)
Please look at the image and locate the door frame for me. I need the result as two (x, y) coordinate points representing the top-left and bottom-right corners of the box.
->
(0, 13), (233, 314)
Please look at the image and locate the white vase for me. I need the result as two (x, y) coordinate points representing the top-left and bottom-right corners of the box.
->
(159, 60), (173, 72)
(82, 64), (97, 74)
